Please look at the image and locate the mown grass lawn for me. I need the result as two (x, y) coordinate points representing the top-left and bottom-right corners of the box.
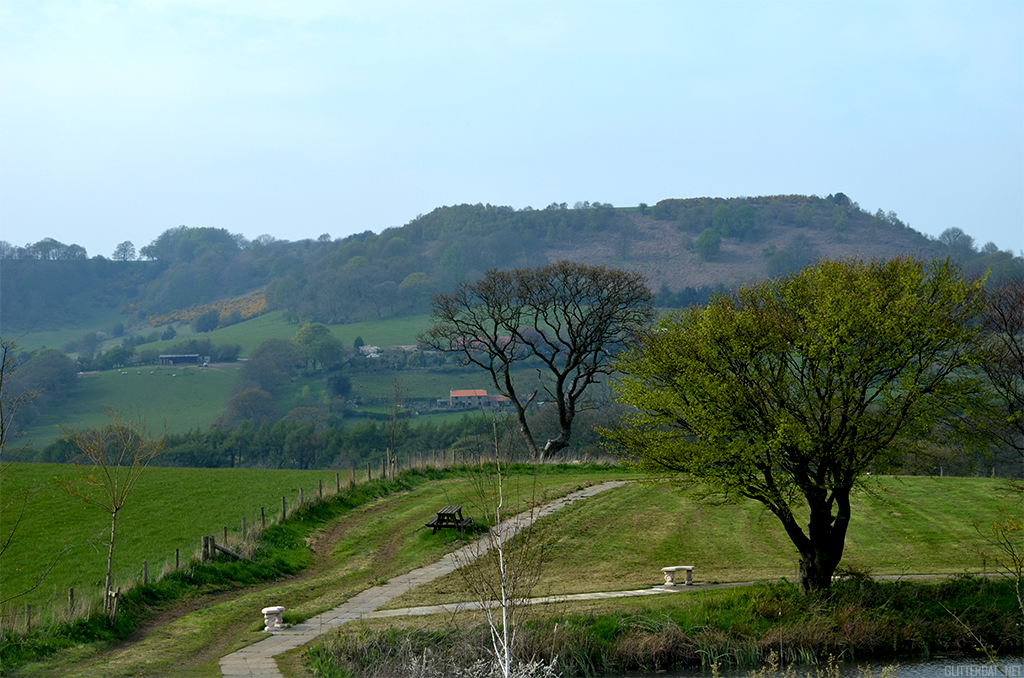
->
(383, 475), (1013, 608)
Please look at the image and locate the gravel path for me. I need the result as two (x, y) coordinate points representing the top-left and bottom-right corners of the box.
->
(220, 480), (650, 678)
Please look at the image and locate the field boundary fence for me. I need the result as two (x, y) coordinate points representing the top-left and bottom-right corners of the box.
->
(1, 447), (614, 634)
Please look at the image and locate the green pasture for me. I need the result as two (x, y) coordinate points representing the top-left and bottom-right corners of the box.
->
(190, 311), (433, 356)
(13, 309), (435, 360)
(385, 475), (1012, 608)
(6, 308), (128, 355)
(14, 466), (630, 678)
(0, 464), (346, 619)
(19, 470), (1016, 678)
(14, 364), (241, 449)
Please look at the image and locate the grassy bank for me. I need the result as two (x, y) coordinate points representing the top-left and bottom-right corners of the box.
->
(5, 468), (1017, 677)
(4, 465), (629, 677)
(308, 575), (1022, 677)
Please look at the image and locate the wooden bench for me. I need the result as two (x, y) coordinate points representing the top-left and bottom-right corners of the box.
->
(426, 505), (473, 534)
(661, 565), (695, 586)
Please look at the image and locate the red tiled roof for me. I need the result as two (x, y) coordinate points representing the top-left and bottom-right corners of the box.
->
(450, 389), (487, 398)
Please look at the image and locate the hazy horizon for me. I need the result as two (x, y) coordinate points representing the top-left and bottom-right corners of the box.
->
(2, 1), (1021, 257)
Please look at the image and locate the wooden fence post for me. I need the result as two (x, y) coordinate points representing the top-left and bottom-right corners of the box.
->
(223, 526), (228, 544)
(299, 488), (304, 506)
(367, 461), (372, 481)
(319, 479), (323, 499)
(336, 472), (340, 493)
(69, 588), (74, 613)
(175, 548), (180, 570)
(350, 467), (355, 488)
(282, 496), (286, 521)
(26, 604), (31, 630)
(261, 506), (266, 530)
(202, 536), (209, 562)
(144, 560), (149, 586)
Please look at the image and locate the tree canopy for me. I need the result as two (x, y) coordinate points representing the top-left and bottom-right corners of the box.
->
(291, 323), (344, 372)
(604, 257), (988, 591)
(420, 260), (654, 461)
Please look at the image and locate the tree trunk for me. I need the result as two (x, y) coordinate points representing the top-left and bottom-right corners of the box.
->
(796, 488), (852, 593)
(104, 510), (118, 613)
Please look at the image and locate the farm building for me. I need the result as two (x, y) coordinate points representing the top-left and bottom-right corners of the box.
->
(446, 389), (512, 410)
(158, 354), (207, 366)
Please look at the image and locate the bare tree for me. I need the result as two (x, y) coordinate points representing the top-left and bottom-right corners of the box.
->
(0, 337), (38, 457)
(980, 273), (1024, 458)
(387, 378), (404, 481)
(59, 409), (165, 612)
(420, 261), (654, 461)
(453, 416), (544, 678)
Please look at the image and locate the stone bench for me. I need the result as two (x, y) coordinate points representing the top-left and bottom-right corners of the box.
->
(261, 606), (286, 632)
(661, 565), (695, 586)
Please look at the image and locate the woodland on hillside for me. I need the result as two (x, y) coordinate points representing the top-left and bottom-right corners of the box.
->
(2, 195), (1018, 334)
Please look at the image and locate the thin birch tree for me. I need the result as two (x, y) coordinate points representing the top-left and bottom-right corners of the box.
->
(453, 416), (544, 678)
(60, 408), (164, 613)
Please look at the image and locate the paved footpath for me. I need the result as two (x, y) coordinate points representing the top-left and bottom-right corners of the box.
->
(221, 480), (688, 678)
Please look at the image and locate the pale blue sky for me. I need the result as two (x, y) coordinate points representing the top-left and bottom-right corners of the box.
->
(2, 1), (1021, 257)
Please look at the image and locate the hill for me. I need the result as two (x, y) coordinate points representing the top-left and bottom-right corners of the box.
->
(3, 194), (1020, 465)
(3, 194), (1019, 338)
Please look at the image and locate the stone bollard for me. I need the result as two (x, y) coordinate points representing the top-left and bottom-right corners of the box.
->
(261, 606), (286, 632)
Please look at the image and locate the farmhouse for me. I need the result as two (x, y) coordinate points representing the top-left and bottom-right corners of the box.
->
(446, 389), (512, 410)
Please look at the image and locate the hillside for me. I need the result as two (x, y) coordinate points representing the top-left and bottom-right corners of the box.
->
(3, 194), (1018, 338)
(3, 194), (1020, 467)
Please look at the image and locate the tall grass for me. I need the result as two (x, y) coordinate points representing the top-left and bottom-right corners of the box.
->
(309, 575), (1021, 677)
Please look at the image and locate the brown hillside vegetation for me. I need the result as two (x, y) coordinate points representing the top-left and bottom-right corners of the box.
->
(548, 198), (941, 292)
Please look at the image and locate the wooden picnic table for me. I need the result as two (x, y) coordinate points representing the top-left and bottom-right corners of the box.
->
(426, 504), (473, 534)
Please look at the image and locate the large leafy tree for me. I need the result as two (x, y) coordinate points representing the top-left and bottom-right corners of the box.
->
(604, 257), (988, 591)
(420, 260), (654, 461)
(291, 323), (344, 372)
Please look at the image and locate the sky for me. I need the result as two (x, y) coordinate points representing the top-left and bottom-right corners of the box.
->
(1, 1), (1022, 259)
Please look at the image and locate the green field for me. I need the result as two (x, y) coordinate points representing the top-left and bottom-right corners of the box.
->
(2, 464), (1011, 635)
(16, 310), (437, 359)
(15, 365), (241, 449)
(0, 463), (350, 619)
(11, 310), (534, 449)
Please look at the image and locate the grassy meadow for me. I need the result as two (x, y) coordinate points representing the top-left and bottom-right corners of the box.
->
(3, 462), (1011, 634)
(0, 463), (353, 621)
(14, 364), (241, 449)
